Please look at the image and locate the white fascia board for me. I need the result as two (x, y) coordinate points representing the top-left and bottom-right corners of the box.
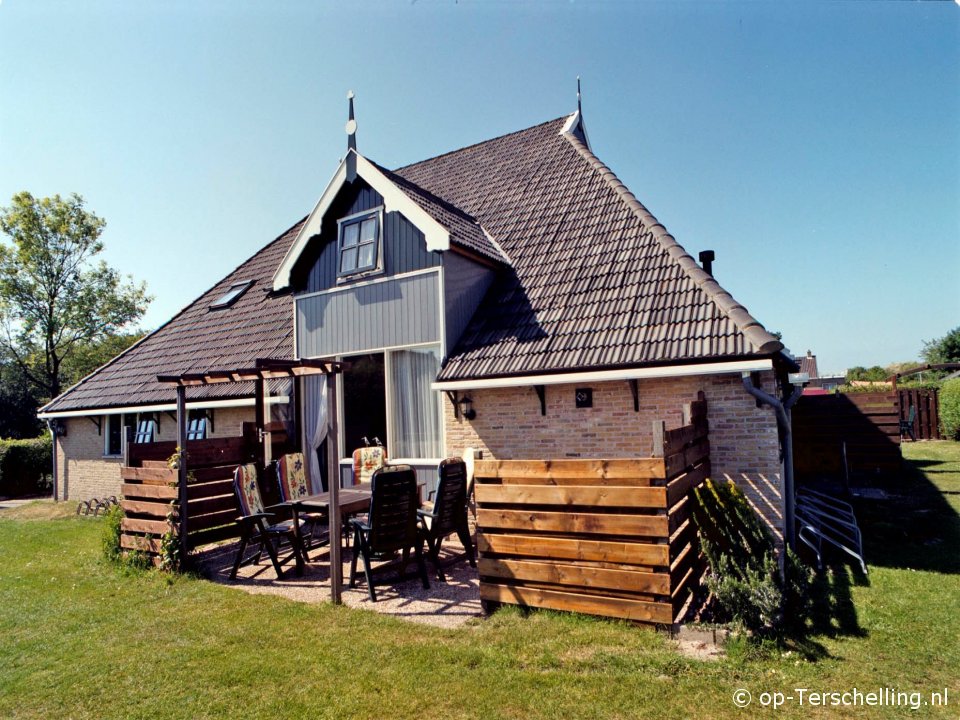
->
(272, 159), (349, 291)
(431, 359), (774, 392)
(559, 111), (592, 151)
(353, 154), (450, 252)
(37, 396), (290, 420)
(272, 151), (451, 291)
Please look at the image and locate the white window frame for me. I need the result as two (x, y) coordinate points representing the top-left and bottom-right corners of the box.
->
(336, 207), (384, 280)
(335, 343), (445, 464)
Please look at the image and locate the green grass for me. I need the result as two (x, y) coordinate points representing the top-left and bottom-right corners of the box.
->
(1, 443), (959, 719)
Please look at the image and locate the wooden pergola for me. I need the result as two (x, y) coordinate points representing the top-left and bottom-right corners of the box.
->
(158, 357), (348, 602)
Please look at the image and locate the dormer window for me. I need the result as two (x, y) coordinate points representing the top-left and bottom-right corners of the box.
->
(338, 209), (382, 277)
(210, 280), (253, 309)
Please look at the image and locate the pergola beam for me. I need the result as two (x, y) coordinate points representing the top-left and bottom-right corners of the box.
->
(157, 358), (343, 387)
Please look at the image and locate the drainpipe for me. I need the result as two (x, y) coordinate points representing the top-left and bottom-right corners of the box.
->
(45, 420), (58, 502)
(740, 372), (803, 550)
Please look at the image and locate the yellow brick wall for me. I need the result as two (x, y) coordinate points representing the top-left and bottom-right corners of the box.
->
(54, 405), (254, 502)
(443, 372), (784, 539)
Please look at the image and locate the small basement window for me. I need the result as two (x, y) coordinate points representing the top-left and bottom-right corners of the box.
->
(337, 210), (381, 277)
(210, 280), (253, 309)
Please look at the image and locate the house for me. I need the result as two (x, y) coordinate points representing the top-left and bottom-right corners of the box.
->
(39, 101), (795, 538)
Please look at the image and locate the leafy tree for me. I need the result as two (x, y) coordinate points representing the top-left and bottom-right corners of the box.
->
(921, 326), (960, 365)
(0, 192), (151, 402)
(846, 365), (888, 383)
(0, 355), (43, 438)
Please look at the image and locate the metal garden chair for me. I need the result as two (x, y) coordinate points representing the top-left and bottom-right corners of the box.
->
(348, 464), (429, 602)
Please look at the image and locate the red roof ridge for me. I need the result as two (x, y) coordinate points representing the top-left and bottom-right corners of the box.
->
(560, 130), (783, 356)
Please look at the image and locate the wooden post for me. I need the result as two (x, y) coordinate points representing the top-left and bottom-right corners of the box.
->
(254, 378), (266, 469)
(176, 384), (188, 557)
(326, 372), (342, 604)
(652, 420), (666, 457)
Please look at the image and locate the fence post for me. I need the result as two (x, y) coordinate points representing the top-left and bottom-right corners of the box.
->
(652, 420), (666, 457)
(176, 384), (188, 557)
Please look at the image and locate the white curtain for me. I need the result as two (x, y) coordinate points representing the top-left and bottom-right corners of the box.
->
(303, 375), (329, 493)
(390, 348), (442, 459)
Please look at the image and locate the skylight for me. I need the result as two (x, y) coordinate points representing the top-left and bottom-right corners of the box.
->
(210, 280), (253, 309)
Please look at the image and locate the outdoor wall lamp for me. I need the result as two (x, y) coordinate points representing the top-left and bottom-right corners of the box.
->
(457, 395), (477, 421)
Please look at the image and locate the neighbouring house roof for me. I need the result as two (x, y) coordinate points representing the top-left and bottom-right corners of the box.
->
(799, 352), (819, 379)
(41, 110), (783, 415)
(39, 223), (302, 415)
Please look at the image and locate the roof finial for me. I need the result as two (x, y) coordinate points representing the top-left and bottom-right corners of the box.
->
(576, 76), (582, 115)
(346, 90), (357, 153)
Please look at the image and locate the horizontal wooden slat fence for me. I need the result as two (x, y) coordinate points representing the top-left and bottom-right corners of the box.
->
(475, 393), (710, 625)
(120, 436), (254, 563)
(793, 392), (902, 481)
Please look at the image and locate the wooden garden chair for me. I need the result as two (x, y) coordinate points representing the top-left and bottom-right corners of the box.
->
(899, 404), (917, 442)
(348, 465), (429, 602)
(275, 453), (329, 551)
(418, 458), (476, 580)
(230, 463), (307, 580)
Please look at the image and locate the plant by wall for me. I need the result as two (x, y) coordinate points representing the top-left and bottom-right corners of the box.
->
(692, 478), (812, 637)
(0, 436), (52, 497)
(159, 501), (181, 572)
(940, 378), (960, 441)
(101, 503), (124, 563)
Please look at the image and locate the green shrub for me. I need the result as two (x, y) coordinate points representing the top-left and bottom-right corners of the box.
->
(101, 503), (124, 563)
(940, 378), (960, 440)
(0, 436), (52, 498)
(691, 478), (812, 637)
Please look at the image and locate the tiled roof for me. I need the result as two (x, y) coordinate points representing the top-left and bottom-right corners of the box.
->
(799, 353), (819, 379)
(40, 222), (303, 413)
(43, 112), (783, 412)
(394, 116), (781, 381)
(372, 162), (509, 265)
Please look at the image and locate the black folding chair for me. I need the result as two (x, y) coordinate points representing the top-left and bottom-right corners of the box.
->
(418, 458), (476, 580)
(348, 465), (429, 601)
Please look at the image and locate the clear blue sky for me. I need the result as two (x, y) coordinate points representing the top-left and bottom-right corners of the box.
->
(1, 1), (957, 374)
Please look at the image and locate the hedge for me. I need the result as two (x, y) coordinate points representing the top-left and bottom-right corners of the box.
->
(0, 436), (53, 498)
(940, 378), (960, 441)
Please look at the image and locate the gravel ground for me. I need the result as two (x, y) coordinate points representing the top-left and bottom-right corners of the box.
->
(193, 535), (483, 629)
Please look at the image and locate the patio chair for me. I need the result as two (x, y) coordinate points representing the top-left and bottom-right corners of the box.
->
(352, 444), (387, 486)
(275, 452), (329, 551)
(348, 464), (429, 602)
(230, 463), (307, 580)
(418, 458), (476, 581)
(899, 405), (916, 442)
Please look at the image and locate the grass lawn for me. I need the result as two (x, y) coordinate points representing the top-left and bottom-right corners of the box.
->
(1, 442), (958, 719)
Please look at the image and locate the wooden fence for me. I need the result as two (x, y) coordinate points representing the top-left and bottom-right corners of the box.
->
(119, 436), (252, 561)
(793, 392), (901, 481)
(899, 388), (940, 440)
(474, 394), (709, 625)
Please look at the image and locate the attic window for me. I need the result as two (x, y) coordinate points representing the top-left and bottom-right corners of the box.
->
(337, 209), (382, 277)
(210, 280), (253, 309)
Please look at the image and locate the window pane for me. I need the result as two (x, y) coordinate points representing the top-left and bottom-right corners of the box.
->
(389, 347), (442, 459)
(340, 246), (358, 273)
(357, 242), (376, 269)
(342, 222), (360, 248)
(359, 218), (377, 243)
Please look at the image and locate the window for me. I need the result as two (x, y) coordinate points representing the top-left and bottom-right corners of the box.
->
(104, 414), (132, 456)
(337, 211), (381, 276)
(210, 280), (253, 309)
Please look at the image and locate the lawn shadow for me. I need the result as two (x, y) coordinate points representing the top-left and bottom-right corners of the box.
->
(785, 561), (868, 661)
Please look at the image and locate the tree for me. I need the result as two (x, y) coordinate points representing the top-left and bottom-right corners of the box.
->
(846, 365), (888, 383)
(922, 326), (960, 365)
(0, 192), (150, 402)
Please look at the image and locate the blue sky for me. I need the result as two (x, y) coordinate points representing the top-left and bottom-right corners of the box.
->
(1, 1), (957, 374)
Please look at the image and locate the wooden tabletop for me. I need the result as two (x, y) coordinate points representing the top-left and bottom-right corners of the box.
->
(295, 488), (371, 514)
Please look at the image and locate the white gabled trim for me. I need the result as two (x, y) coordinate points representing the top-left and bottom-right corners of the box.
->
(431, 359), (774, 392)
(272, 151), (451, 291)
(37, 396), (290, 420)
(560, 111), (592, 150)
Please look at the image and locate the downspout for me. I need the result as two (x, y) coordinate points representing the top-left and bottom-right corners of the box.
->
(44, 420), (58, 502)
(740, 372), (803, 550)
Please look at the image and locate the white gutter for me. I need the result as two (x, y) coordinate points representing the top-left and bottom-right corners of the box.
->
(431, 359), (773, 392)
(37, 396), (290, 420)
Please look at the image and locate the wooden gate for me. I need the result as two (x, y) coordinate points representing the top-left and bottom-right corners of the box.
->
(474, 394), (709, 625)
(898, 388), (940, 440)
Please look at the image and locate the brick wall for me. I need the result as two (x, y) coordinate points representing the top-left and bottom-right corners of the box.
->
(444, 372), (784, 539)
(55, 405), (254, 502)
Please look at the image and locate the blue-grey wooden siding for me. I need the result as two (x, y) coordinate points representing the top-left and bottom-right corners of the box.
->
(303, 182), (440, 294)
(442, 252), (495, 359)
(297, 271), (441, 358)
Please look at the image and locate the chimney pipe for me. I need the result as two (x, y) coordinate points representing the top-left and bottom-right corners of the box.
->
(699, 250), (715, 277)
